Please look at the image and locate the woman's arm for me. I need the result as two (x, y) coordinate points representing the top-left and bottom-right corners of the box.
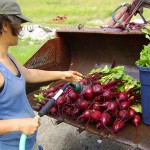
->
(20, 68), (83, 83)
(0, 118), (40, 136)
(10, 54), (83, 83)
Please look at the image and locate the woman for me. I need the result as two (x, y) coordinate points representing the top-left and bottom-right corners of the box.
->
(0, 0), (83, 150)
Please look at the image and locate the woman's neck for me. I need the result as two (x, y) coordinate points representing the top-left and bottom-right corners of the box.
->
(0, 39), (9, 58)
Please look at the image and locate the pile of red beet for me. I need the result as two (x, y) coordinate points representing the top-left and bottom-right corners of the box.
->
(32, 71), (141, 133)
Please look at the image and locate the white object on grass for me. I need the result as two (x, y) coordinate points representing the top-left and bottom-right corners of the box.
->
(19, 24), (56, 41)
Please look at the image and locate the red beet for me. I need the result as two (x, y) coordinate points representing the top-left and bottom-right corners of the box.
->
(94, 95), (102, 102)
(132, 114), (141, 127)
(106, 101), (118, 112)
(78, 109), (91, 121)
(100, 112), (113, 126)
(83, 87), (93, 100)
(68, 90), (79, 101)
(128, 109), (136, 118)
(114, 92), (128, 102)
(40, 99), (48, 106)
(45, 92), (54, 98)
(65, 106), (74, 116)
(120, 101), (130, 110)
(99, 101), (110, 109)
(92, 102), (101, 111)
(102, 90), (113, 100)
(32, 105), (42, 111)
(92, 84), (103, 96)
(118, 110), (129, 121)
(56, 96), (66, 106)
(49, 106), (58, 115)
(77, 100), (89, 110)
(47, 86), (56, 93)
(90, 110), (101, 123)
(112, 120), (125, 133)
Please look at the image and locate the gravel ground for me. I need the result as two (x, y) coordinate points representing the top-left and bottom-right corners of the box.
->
(36, 115), (140, 150)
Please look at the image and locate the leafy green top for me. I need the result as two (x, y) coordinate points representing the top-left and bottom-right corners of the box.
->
(135, 25), (150, 67)
(90, 65), (140, 92)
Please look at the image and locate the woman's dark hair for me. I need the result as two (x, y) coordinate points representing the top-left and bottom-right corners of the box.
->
(0, 14), (22, 36)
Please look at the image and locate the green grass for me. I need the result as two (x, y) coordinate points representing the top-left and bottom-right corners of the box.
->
(17, 0), (133, 27)
(9, 0), (150, 64)
(9, 38), (45, 64)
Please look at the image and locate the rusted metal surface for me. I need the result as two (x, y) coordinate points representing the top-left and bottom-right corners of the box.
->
(24, 37), (71, 93)
(25, 27), (150, 149)
(106, 0), (150, 28)
(57, 27), (144, 34)
(25, 37), (71, 70)
(56, 27), (149, 79)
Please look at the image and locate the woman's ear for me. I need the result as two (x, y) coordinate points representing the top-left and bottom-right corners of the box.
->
(2, 21), (9, 33)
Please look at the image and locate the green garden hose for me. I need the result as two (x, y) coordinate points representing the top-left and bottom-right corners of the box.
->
(19, 134), (27, 150)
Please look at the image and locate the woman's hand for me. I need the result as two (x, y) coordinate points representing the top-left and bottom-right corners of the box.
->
(61, 71), (83, 82)
(18, 118), (40, 136)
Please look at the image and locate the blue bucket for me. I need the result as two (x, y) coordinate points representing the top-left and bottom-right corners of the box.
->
(137, 65), (150, 125)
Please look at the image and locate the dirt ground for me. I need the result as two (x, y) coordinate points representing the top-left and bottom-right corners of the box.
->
(36, 114), (140, 150)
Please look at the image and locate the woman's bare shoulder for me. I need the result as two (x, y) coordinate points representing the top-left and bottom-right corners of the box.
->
(0, 72), (4, 88)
